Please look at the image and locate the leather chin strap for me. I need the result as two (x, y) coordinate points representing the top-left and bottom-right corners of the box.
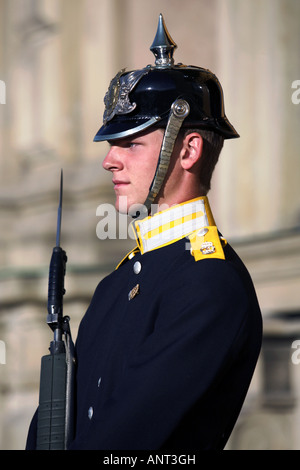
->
(144, 98), (190, 211)
(128, 98), (190, 219)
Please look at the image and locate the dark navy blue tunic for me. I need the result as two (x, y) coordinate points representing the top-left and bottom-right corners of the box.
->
(66, 237), (262, 450)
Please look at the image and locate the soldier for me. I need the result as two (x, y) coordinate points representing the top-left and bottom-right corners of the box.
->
(27, 14), (262, 450)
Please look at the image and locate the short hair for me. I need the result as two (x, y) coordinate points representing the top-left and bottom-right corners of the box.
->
(179, 128), (224, 194)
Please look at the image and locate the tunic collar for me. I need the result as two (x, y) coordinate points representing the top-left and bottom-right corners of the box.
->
(131, 196), (215, 255)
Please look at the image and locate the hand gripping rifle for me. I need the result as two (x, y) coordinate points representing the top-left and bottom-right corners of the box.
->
(36, 170), (76, 450)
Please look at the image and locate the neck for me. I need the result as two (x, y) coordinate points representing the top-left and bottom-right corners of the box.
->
(152, 167), (205, 215)
(152, 191), (207, 215)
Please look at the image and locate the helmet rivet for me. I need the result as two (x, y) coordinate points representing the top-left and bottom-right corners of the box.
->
(171, 99), (190, 118)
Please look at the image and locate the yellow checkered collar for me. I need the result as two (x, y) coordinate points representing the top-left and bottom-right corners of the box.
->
(131, 196), (216, 255)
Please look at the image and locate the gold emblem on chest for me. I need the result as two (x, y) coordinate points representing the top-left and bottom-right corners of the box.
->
(128, 284), (140, 301)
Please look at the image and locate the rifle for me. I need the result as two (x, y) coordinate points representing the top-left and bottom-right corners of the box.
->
(36, 170), (76, 450)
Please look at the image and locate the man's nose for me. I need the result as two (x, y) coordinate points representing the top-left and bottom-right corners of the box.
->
(102, 146), (123, 171)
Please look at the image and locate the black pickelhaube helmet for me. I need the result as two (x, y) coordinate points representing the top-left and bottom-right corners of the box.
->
(94, 14), (239, 211)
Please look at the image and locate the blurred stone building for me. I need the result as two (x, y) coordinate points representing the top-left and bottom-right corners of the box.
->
(0, 0), (299, 450)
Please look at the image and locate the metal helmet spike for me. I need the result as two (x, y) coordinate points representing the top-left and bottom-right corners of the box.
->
(150, 13), (177, 67)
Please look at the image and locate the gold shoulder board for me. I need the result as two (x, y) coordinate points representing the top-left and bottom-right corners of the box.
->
(188, 226), (227, 262)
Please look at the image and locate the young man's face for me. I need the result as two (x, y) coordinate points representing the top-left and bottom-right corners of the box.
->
(102, 129), (164, 214)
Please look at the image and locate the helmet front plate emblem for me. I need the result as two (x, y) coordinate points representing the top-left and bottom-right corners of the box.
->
(103, 68), (150, 125)
(103, 69), (124, 125)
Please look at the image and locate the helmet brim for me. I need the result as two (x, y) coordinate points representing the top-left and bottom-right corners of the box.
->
(94, 114), (239, 142)
(93, 116), (162, 142)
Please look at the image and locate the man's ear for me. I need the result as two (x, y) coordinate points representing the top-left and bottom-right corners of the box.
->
(180, 132), (203, 170)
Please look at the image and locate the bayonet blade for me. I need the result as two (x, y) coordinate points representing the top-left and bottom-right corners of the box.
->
(56, 169), (63, 247)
